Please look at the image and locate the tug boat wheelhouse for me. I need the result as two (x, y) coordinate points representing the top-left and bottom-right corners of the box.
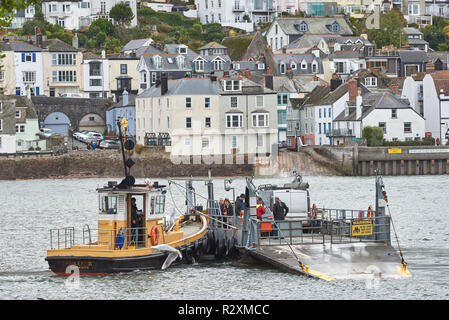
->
(45, 118), (208, 275)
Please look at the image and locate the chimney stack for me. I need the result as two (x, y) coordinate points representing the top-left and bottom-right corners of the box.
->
(356, 88), (362, 120)
(265, 74), (274, 90)
(286, 67), (293, 80)
(72, 34), (78, 49)
(161, 72), (168, 95)
(282, 46), (286, 54)
(348, 78), (358, 102)
(426, 61), (435, 73)
(244, 68), (251, 80)
(36, 33), (43, 48)
(122, 89), (129, 106)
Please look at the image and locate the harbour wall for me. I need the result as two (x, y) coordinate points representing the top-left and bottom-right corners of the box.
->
(259, 146), (449, 176)
(0, 147), (254, 180)
(2, 145), (448, 180)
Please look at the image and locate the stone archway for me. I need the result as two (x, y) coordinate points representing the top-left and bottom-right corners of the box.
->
(79, 113), (106, 134)
(44, 111), (71, 135)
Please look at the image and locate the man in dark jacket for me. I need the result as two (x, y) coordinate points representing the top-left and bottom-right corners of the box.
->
(273, 197), (289, 221)
(235, 194), (245, 216)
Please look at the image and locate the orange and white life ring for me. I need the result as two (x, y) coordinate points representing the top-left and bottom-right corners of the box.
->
(150, 226), (159, 246)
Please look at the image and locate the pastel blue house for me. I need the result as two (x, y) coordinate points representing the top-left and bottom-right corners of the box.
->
(106, 90), (136, 138)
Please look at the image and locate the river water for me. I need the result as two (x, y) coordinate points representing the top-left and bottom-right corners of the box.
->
(0, 175), (448, 300)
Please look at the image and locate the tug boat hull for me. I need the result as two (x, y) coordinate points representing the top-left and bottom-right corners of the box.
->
(46, 241), (202, 275)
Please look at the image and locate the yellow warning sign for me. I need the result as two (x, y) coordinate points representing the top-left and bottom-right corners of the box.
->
(388, 148), (402, 154)
(351, 220), (373, 236)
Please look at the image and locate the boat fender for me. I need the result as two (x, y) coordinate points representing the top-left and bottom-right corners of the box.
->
(201, 236), (209, 254)
(367, 205), (374, 218)
(193, 241), (201, 261)
(185, 248), (195, 264)
(312, 203), (317, 219)
(208, 231), (216, 255)
(150, 226), (159, 246)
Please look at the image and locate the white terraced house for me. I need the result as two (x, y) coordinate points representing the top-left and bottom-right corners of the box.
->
(41, 0), (138, 30)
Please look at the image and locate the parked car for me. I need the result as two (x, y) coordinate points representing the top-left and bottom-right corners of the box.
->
(73, 130), (90, 141)
(99, 140), (120, 149)
(39, 128), (54, 138)
(78, 131), (96, 142)
(85, 132), (103, 144)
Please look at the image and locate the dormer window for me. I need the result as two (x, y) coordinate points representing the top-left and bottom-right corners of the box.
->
(223, 79), (241, 91)
(258, 63), (265, 70)
(364, 77), (377, 87)
(213, 57), (225, 70)
(312, 62), (318, 73)
(280, 62), (286, 74)
(297, 21), (308, 32)
(176, 55), (185, 69)
(300, 60), (307, 70)
(194, 58), (205, 72)
(291, 62), (297, 70)
(178, 46), (187, 54)
(153, 55), (162, 69)
(331, 22), (340, 32)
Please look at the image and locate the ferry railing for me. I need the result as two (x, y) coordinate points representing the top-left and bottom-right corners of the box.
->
(253, 212), (392, 247)
(50, 226), (151, 250)
(91, 227), (148, 250)
(50, 227), (75, 249)
(317, 208), (391, 245)
(254, 218), (326, 247)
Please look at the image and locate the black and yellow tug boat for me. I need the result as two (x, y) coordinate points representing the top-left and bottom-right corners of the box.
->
(45, 117), (207, 275)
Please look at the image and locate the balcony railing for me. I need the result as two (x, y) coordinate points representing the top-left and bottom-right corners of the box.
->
(232, 5), (245, 11)
(326, 128), (354, 137)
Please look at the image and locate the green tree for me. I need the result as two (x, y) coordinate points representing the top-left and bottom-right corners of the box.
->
(87, 18), (115, 38)
(109, 3), (134, 26)
(203, 23), (224, 43)
(362, 126), (384, 147)
(367, 9), (407, 48)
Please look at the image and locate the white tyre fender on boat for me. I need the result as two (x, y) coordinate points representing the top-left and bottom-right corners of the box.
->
(151, 244), (183, 270)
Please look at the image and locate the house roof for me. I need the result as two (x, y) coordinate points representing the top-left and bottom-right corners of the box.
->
(398, 50), (430, 63)
(11, 96), (37, 119)
(274, 17), (353, 36)
(329, 50), (364, 60)
(42, 38), (79, 52)
(300, 85), (330, 106)
(0, 40), (42, 52)
(199, 42), (228, 50)
(319, 82), (349, 105)
(139, 78), (220, 98)
(334, 91), (417, 121)
(403, 27), (422, 35)
(429, 71), (449, 95)
(122, 38), (153, 52)
(164, 44), (197, 55)
(272, 75), (327, 93)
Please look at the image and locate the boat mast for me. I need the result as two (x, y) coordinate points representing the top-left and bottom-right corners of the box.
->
(117, 116), (128, 178)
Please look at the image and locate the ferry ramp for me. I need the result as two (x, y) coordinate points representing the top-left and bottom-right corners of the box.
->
(244, 214), (411, 281)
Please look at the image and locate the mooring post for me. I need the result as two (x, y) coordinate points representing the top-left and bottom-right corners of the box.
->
(375, 171), (389, 244)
